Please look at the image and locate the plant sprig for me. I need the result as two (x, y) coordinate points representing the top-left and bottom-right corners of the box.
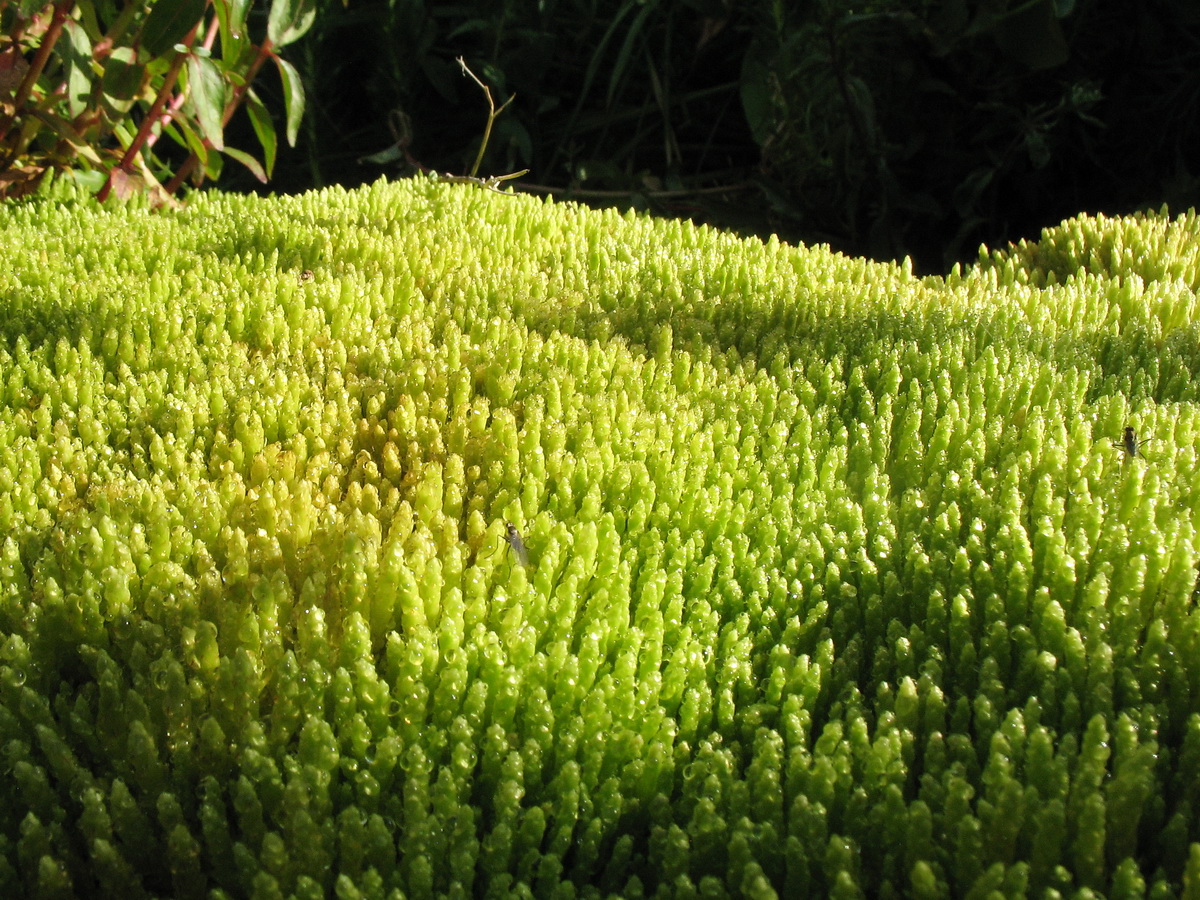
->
(0, 0), (315, 204)
(436, 57), (527, 194)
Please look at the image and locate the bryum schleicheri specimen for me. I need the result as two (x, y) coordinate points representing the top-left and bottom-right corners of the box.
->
(0, 182), (1199, 897)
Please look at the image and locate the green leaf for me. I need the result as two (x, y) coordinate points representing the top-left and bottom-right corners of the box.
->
(357, 143), (407, 166)
(159, 118), (205, 181)
(739, 44), (775, 147)
(168, 118), (209, 174)
(29, 109), (105, 166)
(222, 145), (268, 183)
(168, 118), (221, 182)
(446, 18), (489, 41)
(213, 0), (253, 58)
(244, 89), (277, 177)
(995, 0), (1068, 69)
(75, 2), (105, 41)
(102, 47), (144, 117)
(952, 167), (995, 218)
(497, 117), (532, 168)
(607, 0), (658, 106)
(479, 61), (507, 97)
(581, 1), (637, 108)
(272, 55), (305, 147)
(844, 75), (878, 136)
(145, 55), (172, 79)
(140, 0), (207, 58)
(63, 168), (108, 193)
(267, 0), (317, 48)
(62, 20), (93, 119)
(421, 56), (461, 103)
(203, 147), (224, 181)
(186, 55), (226, 150)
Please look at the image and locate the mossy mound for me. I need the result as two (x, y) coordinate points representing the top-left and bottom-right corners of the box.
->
(1, 179), (1199, 898)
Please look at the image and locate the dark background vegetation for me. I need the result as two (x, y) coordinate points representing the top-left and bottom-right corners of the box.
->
(226, 0), (1200, 273)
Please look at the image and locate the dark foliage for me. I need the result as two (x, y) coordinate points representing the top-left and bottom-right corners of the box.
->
(223, 0), (1200, 272)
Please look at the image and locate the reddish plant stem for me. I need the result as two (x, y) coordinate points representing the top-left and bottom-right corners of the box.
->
(163, 153), (196, 193)
(98, 21), (201, 202)
(144, 16), (221, 154)
(226, 41), (274, 128)
(0, 0), (75, 152)
(164, 38), (274, 193)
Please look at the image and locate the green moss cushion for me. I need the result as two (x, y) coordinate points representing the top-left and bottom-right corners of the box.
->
(1, 180), (1199, 898)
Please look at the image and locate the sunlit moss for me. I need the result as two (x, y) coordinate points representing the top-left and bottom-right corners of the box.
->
(0, 177), (1199, 897)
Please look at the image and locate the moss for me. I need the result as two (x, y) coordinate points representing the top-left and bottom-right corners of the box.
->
(0, 176), (1199, 897)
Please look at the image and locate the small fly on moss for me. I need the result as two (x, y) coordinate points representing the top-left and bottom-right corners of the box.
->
(1113, 426), (1151, 459)
(504, 522), (530, 567)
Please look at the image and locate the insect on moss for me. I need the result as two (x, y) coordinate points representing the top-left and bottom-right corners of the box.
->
(1113, 426), (1151, 459)
(504, 522), (530, 567)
